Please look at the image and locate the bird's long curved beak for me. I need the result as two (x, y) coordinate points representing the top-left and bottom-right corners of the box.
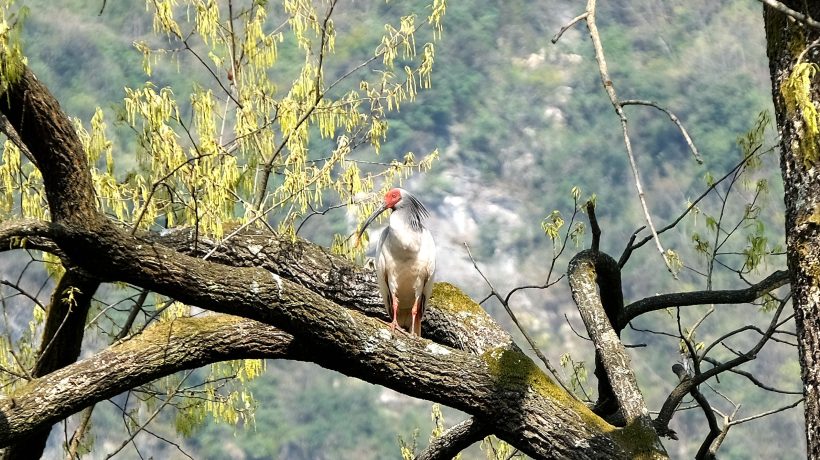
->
(357, 203), (388, 242)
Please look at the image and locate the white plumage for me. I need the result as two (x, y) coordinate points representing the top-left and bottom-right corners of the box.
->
(359, 188), (436, 336)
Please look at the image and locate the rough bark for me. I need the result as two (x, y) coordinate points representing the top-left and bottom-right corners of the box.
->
(764, 3), (820, 457)
(1, 270), (99, 460)
(0, 66), (97, 225)
(150, 227), (514, 354)
(0, 316), (299, 444)
(0, 277), (630, 459)
(416, 418), (491, 460)
(0, 220), (516, 357)
(568, 250), (666, 458)
(0, 62), (103, 460)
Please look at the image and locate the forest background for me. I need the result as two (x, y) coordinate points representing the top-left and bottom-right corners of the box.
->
(0, 0), (801, 459)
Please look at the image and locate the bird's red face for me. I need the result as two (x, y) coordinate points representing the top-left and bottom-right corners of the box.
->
(384, 188), (402, 209)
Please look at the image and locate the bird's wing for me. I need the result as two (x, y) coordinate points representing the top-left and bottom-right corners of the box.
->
(421, 229), (436, 300)
(375, 227), (392, 315)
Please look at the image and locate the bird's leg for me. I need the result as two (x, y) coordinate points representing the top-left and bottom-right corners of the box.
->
(410, 298), (420, 336)
(390, 294), (400, 332)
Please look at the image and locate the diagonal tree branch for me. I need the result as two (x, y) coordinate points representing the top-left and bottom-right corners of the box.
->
(0, 219), (513, 356)
(568, 250), (666, 455)
(0, 285), (634, 459)
(0, 315), (299, 445)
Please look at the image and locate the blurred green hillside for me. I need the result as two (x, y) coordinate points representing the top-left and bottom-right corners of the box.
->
(7, 0), (801, 458)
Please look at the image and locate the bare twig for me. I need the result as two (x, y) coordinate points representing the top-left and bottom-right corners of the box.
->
(64, 406), (93, 460)
(654, 295), (790, 433)
(619, 147), (768, 266)
(103, 370), (194, 460)
(620, 99), (702, 164)
(580, 0), (675, 276)
(701, 356), (801, 395)
(551, 12), (589, 44)
(758, 0), (820, 30)
(728, 398), (804, 426)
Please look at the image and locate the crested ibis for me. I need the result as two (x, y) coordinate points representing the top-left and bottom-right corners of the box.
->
(358, 188), (436, 336)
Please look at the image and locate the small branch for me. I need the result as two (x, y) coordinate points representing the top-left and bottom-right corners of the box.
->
(415, 418), (491, 460)
(116, 289), (150, 340)
(582, 0), (674, 276)
(295, 201), (348, 235)
(727, 398), (803, 426)
(620, 99), (702, 164)
(653, 295), (789, 433)
(587, 201), (600, 253)
(620, 269), (789, 327)
(701, 356), (801, 395)
(758, 0), (820, 30)
(103, 370), (193, 460)
(0, 112), (38, 167)
(251, 2), (337, 213)
(551, 12), (589, 44)
(64, 406), (93, 460)
(668, 365), (719, 460)
(619, 149), (764, 266)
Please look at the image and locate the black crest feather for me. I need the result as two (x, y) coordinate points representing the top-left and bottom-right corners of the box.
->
(401, 190), (429, 232)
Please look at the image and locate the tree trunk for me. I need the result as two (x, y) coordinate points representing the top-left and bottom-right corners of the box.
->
(763, 4), (820, 457)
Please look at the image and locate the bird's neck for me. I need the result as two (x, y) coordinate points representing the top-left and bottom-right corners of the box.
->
(388, 209), (426, 244)
(390, 207), (425, 233)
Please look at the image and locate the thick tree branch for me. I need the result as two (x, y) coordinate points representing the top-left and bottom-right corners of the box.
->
(0, 315), (300, 446)
(0, 219), (512, 356)
(0, 66), (97, 224)
(568, 250), (666, 455)
(0, 218), (61, 255)
(765, 3), (820, 455)
(149, 227), (515, 355)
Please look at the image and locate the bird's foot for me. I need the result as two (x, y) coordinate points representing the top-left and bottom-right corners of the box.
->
(384, 320), (412, 336)
(388, 320), (400, 333)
